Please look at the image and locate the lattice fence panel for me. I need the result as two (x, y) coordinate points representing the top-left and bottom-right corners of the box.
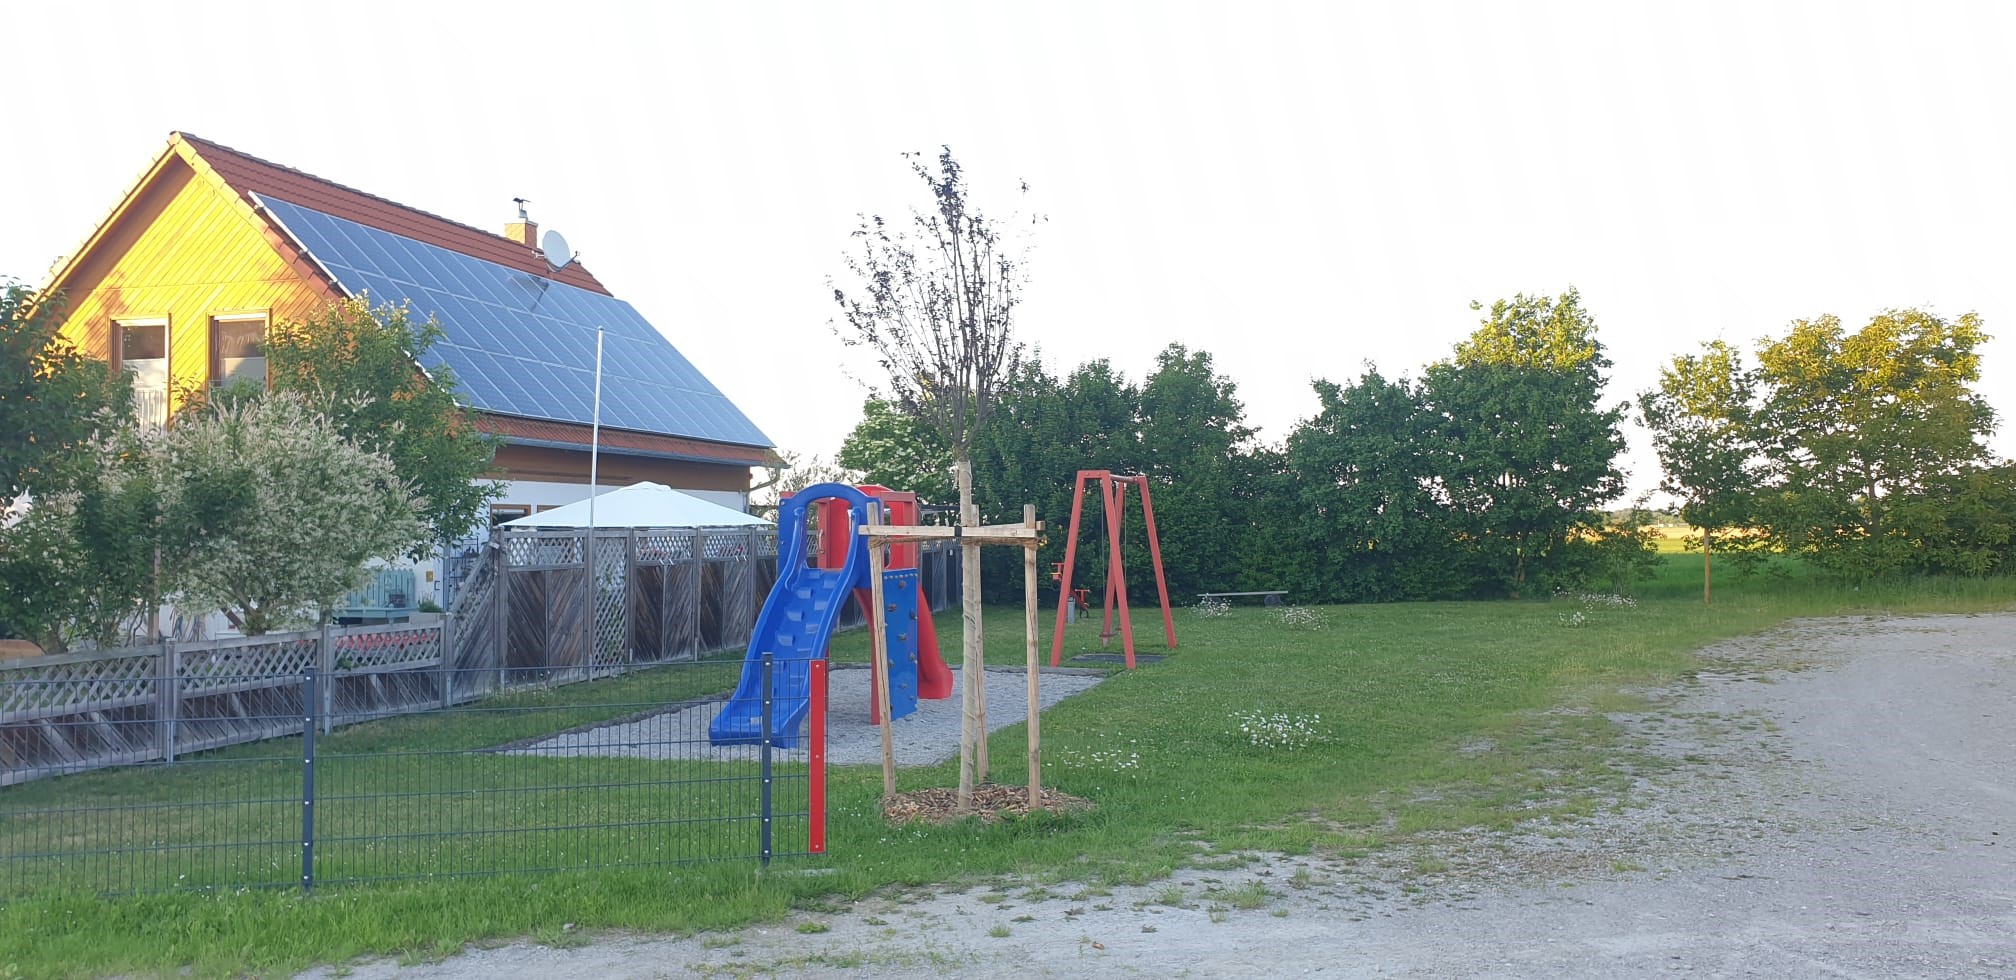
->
(702, 529), (756, 560)
(591, 533), (628, 672)
(332, 625), (441, 671)
(1, 650), (158, 722)
(636, 530), (695, 564)
(503, 532), (581, 569)
(718, 549), (755, 652)
(448, 555), (499, 680)
(1, 650), (163, 784)
(176, 636), (317, 696)
(670, 563), (701, 660)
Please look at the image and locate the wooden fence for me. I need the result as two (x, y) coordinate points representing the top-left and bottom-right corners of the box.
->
(1, 527), (960, 786)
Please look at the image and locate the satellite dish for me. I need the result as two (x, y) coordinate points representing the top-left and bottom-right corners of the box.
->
(541, 229), (575, 271)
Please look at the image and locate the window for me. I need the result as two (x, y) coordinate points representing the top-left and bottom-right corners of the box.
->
(115, 318), (169, 427)
(489, 504), (531, 527)
(210, 315), (267, 390)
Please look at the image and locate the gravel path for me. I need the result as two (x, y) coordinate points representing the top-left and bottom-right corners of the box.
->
(304, 613), (2016, 979)
(506, 665), (1105, 767)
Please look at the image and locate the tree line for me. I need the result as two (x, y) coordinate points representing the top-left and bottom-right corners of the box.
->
(837, 290), (2013, 605)
(1641, 309), (2012, 595)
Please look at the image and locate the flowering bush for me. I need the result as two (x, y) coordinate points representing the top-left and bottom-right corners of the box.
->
(1554, 590), (1639, 610)
(1230, 710), (1326, 751)
(158, 394), (427, 634)
(1554, 590), (1634, 628)
(1052, 747), (1142, 771)
(1271, 605), (1329, 630)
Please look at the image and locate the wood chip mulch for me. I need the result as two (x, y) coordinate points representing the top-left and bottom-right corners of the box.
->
(881, 784), (1095, 825)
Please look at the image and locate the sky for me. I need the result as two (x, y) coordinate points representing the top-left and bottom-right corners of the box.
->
(8, 1), (2013, 504)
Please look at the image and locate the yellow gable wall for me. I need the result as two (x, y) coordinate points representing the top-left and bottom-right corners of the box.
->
(53, 156), (334, 417)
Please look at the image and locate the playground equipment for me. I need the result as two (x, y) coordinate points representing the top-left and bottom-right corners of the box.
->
(1048, 470), (1177, 669)
(708, 483), (950, 748)
(803, 485), (953, 714)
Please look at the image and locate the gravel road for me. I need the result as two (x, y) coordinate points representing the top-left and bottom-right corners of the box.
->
(303, 613), (2016, 979)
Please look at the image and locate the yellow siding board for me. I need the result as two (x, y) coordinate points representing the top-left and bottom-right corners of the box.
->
(53, 158), (333, 417)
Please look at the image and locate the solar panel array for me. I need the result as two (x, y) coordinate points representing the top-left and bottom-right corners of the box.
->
(255, 194), (771, 449)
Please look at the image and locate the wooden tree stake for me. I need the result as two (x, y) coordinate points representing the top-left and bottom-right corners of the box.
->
(957, 459), (982, 809)
(1024, 503), (1041, 809)
(867, 503), (896, 797)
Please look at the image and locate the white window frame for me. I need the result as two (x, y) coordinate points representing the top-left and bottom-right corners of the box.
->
(208, 313), (270, 391)
(114, 316), (170, 428)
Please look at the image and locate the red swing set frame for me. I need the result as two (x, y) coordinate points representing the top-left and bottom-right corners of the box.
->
(1047, 470), (1177, 669)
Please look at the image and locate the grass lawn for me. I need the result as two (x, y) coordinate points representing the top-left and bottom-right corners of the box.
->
(3, 558), (2012, 977)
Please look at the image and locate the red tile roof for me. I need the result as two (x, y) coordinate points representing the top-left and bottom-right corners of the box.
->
(474, 415), (769, 466)
(175, 132), (612, 295)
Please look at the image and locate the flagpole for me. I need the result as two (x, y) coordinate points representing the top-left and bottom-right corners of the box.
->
(587, 327), (603, 662)
(590, 327), (603, 525)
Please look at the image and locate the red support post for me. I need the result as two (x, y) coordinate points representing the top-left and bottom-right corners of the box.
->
(1132, 476), (1178, 650)
(1105, 478), (1137, 668)
(1048, 470), (1096, 667)
(1048, 468), (1173, 670)
(808, 657), (827, 854)
(1099, 477), (1118, 645)
(1099, 476), (1118, 644)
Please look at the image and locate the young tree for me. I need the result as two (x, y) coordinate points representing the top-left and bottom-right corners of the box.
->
(1750, 309), (1997, 575)
(1638, 340), (1762, 603)
(0, 281), (132, 504)
(831, 147), (1034, 807)
(0, 424), (162, 652)
(1423, 290), (1627, 595)
(832, 149), (1031, 475)
(158, 393), (427, 634)
(264, 298), (500, 552)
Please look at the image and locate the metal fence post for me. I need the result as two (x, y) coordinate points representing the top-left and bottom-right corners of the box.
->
(301, 668), (318, 893)
(439, 611), (456, 709)
(759, 652), (773, 869)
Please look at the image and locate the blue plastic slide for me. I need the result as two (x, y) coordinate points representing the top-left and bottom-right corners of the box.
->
(709, 484), (871, 748)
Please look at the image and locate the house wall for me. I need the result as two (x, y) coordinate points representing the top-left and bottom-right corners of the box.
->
(490, 444), (753, 494)
(51, 156), (334, 415)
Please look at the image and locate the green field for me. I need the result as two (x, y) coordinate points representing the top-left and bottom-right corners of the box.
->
(4, 557), (2012, 978)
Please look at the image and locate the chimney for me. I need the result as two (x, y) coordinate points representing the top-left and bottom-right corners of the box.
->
(506, 197), (537, 247)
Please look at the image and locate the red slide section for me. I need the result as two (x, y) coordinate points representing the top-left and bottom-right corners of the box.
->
(804, 485), (954, 714)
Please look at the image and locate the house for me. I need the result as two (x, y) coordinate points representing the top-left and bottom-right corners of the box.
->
(39, 132), (774, 611)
